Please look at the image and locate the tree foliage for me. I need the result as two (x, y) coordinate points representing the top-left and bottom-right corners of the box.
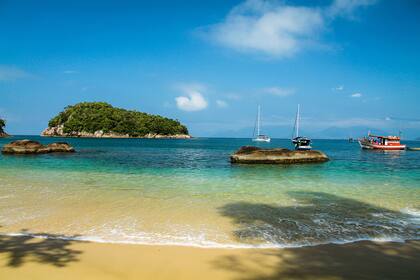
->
(48, 102), (189, 136)
(0, 118), (5, 133)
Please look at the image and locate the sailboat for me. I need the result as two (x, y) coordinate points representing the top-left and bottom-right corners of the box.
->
(292, 104), (312, 150)
(252, 105), (271, 142)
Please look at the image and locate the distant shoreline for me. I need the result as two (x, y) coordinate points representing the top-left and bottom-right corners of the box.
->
(40, 134), (192, 139)
(2, 135), (420, 141)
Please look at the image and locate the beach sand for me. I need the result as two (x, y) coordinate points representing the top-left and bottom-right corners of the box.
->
(0, 237), (418, 280)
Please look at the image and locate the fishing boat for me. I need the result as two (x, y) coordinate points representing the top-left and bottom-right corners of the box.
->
(252, 105), (271, 142)
(358, 133), (406, 150)
(292, 104), (312, 150)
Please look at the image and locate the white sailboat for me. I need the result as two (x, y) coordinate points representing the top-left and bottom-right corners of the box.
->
(292, 104), (312, 150)
(252, 105), (271, 142)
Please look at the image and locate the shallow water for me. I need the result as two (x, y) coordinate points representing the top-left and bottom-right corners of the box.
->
(0, 136), (419, 248)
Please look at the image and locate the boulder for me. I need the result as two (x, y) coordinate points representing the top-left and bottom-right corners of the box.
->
(46, 142), (75, 153)
(230, 146), (329, 164)
(2, 139), (75, 154)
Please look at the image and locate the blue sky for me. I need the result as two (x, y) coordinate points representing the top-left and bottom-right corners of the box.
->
(1, 0), (420, 138)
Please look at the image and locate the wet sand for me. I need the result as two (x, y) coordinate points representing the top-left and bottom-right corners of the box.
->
(0, 237), (419, 280)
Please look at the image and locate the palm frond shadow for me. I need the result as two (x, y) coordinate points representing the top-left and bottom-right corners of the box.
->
(0, 229), (83, 267)
(214, 192), (420, 280)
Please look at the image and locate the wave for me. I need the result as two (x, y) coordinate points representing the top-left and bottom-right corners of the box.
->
(1, 231), (418, 250)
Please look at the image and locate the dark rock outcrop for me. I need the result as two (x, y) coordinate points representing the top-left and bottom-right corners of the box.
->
(230, 146), (329, 164)
(1, 140), (75, 154)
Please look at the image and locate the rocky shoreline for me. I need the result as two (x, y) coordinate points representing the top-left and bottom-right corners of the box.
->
(230, 146), (329, 164)
(41, 125), (191, 139)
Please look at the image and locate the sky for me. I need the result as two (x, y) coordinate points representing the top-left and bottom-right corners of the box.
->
(1, 0), (420, 138)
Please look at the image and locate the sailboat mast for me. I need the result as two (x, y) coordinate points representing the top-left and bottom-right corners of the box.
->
(257, 105), (261, 136)
(296, 104), (300, 138)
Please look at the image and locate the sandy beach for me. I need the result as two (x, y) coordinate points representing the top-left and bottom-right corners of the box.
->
(0, 237), (419, 280)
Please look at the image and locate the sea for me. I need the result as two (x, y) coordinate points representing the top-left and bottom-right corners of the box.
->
(0, 136), (419, 248)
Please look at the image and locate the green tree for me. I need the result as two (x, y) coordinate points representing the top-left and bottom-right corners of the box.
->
(47, 102), (189, 136)
(0, 118), (5, 133)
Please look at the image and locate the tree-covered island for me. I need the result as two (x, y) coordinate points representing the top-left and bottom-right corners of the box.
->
(42, 102), (190, 138)
(0, 118), (9, 137)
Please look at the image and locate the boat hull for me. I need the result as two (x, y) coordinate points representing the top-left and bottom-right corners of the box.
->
(295, 145), (312, 151)
(252, 138), (271, 143)
(358, 140), (406, 150)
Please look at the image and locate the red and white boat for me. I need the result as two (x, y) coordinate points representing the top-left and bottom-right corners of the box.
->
(358, 134), (406, 150)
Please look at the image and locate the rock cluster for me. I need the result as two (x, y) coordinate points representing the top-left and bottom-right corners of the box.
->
(1, 139), (75, 154)
(230, 146), (329, 164)
(41, 125), (191, 139)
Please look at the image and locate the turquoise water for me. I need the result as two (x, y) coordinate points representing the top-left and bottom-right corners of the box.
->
(0, 136), (419, 248)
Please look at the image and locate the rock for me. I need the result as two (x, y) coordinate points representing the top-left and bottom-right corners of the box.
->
(230, 146), (329, 164)
(41, 125), (191, 139)
(41, 125), (65, 137)
(0, 132), (10, 138)
(46, 142), (75, 153)
(2, 139), (75, 154)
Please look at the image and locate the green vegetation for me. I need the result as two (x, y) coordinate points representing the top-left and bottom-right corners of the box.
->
(0, 118), (5, 134)
(48, 102), (188, 136)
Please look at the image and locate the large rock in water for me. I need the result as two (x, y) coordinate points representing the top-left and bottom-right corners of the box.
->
(230, 146), (329, 164)
(1, 140), (75, 154)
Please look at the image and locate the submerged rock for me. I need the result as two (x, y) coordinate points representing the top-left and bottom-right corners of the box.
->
(230, 146), (329, 164)
(46, 142), (76, 153)
(1, 139), (75, 154)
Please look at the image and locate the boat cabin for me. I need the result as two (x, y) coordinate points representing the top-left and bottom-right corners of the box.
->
(358, 134), (406, 150)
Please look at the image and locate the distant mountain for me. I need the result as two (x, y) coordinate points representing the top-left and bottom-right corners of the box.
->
(311, 126), (390, 140)
(211, 125), (420, 140)
(210, 125), (293, 139)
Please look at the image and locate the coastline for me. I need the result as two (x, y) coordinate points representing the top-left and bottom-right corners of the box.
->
(0, 238), (418, 280)
(41, 123), (191, 139)
(40, 134), (192, 139)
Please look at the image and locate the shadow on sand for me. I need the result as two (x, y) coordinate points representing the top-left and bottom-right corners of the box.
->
(0, 229), (83, 267)
(214, 192), (420, 280)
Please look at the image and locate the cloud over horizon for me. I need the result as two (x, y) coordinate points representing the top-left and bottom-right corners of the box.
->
(202, 0), (376, 58)
(175, 84), (208, 112)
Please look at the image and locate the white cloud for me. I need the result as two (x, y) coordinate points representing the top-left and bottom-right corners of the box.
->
(264, 87), (295, 97)
(216, 99), (228, 108)
(202, 0), (376, 58)
(175, 84), (208, 112)
(333, 85), (344, 91)
(351, 92), (362, 98)
(0, 65), (31, 81)
(327, 0), (377, 18)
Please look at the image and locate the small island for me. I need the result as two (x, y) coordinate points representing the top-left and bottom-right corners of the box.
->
(41, 102), (190, 139)
(0, 118), (9, 137)
(230, 146), (329, 164)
